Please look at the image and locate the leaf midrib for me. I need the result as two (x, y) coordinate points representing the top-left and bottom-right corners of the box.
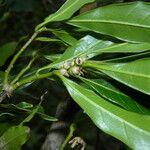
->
(90, 63), (150, 79)
(69, 19), (150, 29)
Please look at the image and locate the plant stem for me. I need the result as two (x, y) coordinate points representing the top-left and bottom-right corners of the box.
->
(4, 32), (38, 84)
(12, 71), (54, 90)
(11, 57), (37, 84)
(59, 123), (75, 150)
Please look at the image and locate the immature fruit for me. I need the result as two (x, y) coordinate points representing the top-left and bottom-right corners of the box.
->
(59, 68), (69, 77)
(75, 57), (86, 65)
(69, 66), (82, 76)
(63, 61), (71, 69)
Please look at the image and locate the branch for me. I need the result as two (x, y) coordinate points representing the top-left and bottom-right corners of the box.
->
(11, 56), (37, 84)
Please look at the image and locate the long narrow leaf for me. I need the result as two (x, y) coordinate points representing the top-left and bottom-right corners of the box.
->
(80, 77), (150, 114)
(36, 0), (95, 30)
(68, 2), (150, 43)
(84, 58), (150, 95)
(58, 75), (150, 150)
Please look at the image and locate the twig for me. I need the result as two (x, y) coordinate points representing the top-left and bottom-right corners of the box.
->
(11, 56), (37, 84)
(4, 32), (38, 84)
(12, 71), (54, 89)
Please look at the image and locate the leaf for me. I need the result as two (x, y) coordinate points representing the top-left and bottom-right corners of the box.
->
(80, 77), (150, 114)
(15, 102), (33, 110)
(0, 126), (30, 150)
(85, 58), (150, 95)
(36, 0), (96, 30)
(68, 2), (150, 43)
(35, 37), (61, 42)
(58, 75), (150, 150)
(0, 42), (17, 66)
(37, 35), (113, 72)
(44, 54), (62, 62)
(38, 112), (58, 122)
(51, 29), (77, 46)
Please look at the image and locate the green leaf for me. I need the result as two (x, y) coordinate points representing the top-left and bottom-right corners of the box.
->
(36, 0), (95, 30)
(80, 77), (150, 114)
(44, 54), (62, 62)
(59, 75), (150, 150)
(51, 29), (77, 46)
(0, 42), (17, 66)
(0, 126), (30, 150)
(15, 102), (33, 110)
(85, 58), (150, 95)
(38, 112), (58, 122)
(68, 2), (150, 43)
